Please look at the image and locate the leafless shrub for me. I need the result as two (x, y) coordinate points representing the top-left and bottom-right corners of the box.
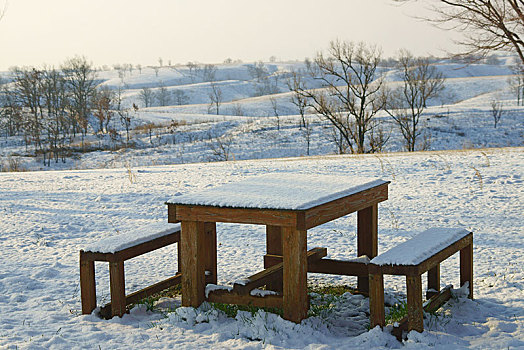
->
(208, 133), (234, 161)
(490, 100), (503, 128)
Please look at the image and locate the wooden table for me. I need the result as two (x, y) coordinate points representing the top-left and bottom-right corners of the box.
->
(166, 174), (389, 323)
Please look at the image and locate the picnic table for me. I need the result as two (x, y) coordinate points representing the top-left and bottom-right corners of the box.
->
(166, 173), (390, 323)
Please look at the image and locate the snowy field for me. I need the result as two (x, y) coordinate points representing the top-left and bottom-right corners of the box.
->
(0, 147), (522, 349)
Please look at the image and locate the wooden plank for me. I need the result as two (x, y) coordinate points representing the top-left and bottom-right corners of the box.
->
(357, 204), (378, 294)
(181, 221), (206, 307)
(406, 274), (423, 332)
(303, 183), (388, 230)
(369, 273), (385, 328)
(234, 248), (327, 294)
(80, 231), (181, 263)
(265, 225), (283, 292)
(79, 254), (97, 315)
(167, 204), (179, 223)
(206, 289), (283, 309)
(264, 255), (369, 277)
(309, 258), (369, 276)
(416, 234), (473, 275)
(203, 222), (217, 285)
(282, 227), (308, 323)
(109, 261), (126, 317)
(460, 241), (474, 299)
(426, 264), (440, 299)
(175, 205), (298, 227)
(391, 285), (452, 341)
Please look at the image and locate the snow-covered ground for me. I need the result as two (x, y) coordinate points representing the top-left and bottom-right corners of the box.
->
(0, 147), (522, 349)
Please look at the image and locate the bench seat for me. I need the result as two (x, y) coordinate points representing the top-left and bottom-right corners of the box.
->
(80, 222), (182, 318)
(368, 227), (473, 334)
(83, 222), (181, 254)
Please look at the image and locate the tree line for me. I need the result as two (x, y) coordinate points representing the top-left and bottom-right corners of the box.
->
(0, 56), (136, 165)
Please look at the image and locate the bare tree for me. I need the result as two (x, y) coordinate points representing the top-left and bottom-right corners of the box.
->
(302, 118), (313, 155)
(294, 40), (385, 154)
(248, 61), (279, 96)
(208, 132), (233, 161)
(40, 67), (70, 164)
(202, 64), (217, 82)
(172, 89), (190, 105)
(383, 50), (445, 151)
(62, 56), (97, 145)
(92, 86), (114, 134)
(508, 63), (524, 105)
(287, 70), (309, 129)
(139, 87), (154, 107)
(119, 107), (134, 144)
(270, 97), (280, 130)
(10, 67), (45, 151)
(491, 99), (503, 127)
(155, 84), (170, 106)
(208, 82), (222, 115)
(186, 62), (198, 82)
(395, 0), (524, 64)
(0, 1), (7, 21)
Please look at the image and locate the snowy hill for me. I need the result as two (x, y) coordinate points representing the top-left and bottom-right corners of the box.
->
(0, 58), (523, 172)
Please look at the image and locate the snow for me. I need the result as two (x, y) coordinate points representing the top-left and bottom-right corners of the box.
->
(0, 148), (522, 348)
(205, 284), (233, 298)
(167, 174), (387, 210)
(250, 289), (279, 297)
(370, 227), (471, 266)
(83, 222), (181, 254)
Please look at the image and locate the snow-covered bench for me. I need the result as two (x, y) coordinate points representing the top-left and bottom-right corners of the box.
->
(80, 222), (182, 318)
(368, 228), (473, 334)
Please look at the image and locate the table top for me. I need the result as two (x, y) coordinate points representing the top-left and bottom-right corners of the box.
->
(167, 173), (388, 211)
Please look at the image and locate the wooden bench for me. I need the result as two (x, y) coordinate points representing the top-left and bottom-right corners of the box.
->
(80, 222), (182, 318)
(368, 228), (473, 334)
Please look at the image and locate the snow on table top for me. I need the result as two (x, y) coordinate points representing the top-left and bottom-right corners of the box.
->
(83, 222), (181, 254)
(370, 227), (471, 266)
(167, 174), (388, 210)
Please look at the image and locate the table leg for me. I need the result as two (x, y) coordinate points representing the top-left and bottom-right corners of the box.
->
(181, 220), (206, 307)
(265, 225), (283, 292)
(282, 227), (308, 323)
(357, 204), (378, 294)
(203, 222), (217, 284)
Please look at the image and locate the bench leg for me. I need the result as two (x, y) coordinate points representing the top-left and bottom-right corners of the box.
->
(460, 242), (473, 299)
(80, 255), (97, 315)
(282, 227), (308, 323)
(109, 261), (126, 317)
(203, 222), (217, 285)
(406, 274), (424, 332)
(426, 264), (440, 299)
(357, 204), (378, 294)
(369, 272), (385, 328)
(265, 225), (283, 293)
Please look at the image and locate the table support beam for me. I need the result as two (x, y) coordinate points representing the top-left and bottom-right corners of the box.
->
(203, 222), (217, 284)
(357, 204), (378, 294)
(265, 225), (283, 292)
(282, 227), (308, 323)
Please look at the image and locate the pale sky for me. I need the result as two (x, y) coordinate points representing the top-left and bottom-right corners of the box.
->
(0, 0), (458, 70)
